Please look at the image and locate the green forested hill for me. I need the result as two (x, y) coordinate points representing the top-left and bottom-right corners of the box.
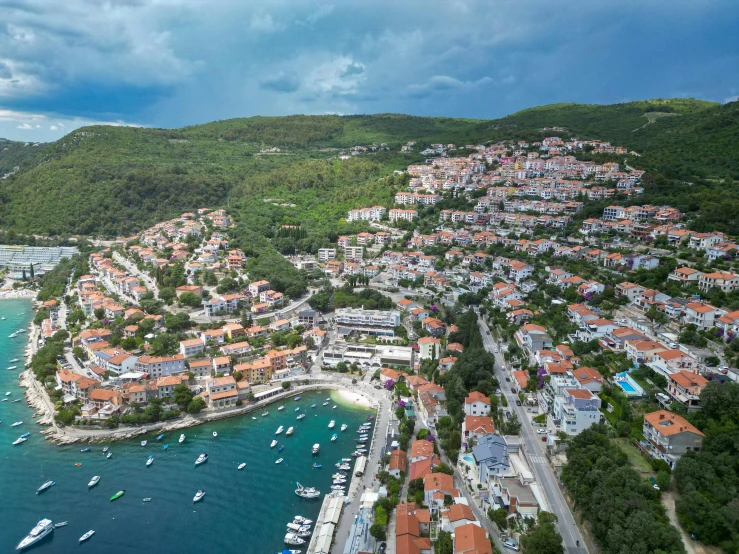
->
(0, 98), (737, 238)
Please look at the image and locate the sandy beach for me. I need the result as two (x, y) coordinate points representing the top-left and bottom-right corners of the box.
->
(332, 388), (374, 409)
(0, 289), (36, 299)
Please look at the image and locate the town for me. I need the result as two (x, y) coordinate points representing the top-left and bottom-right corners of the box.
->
(15, 133), (737, 554)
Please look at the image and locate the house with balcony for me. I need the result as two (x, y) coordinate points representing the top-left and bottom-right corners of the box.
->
(206, 375), (238, 409)
(488, 476), (540, 518)
(464, 391), (491, 416)
(463, 416), (496, 446)
(625, 340), (667, 364)
(649, 349), (697, 378)
(548, 388), (601, 436)
(470, 433), (509, 486)
(572, 366), (605, 393)
(616, 282), (646, 302)
(683, 302), (723, 330)
(698, 271), (739, 293)
(667, 371), (708, 412)
(668, 267), (703, 287)
(641, 410), (704, 468)
(514, 324), (553, 354)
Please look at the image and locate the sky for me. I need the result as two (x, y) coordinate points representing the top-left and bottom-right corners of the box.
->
(1, 0), (738, 142)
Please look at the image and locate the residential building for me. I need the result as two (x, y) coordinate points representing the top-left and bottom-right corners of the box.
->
(641, 410), (705, 468)
(134, 354), (186, 378)
(667, 371), (709, 411)
(206, 375), (238, 408)
(335, 307), (401, 336)
(464, 391), (491, 416)
(549, 388), (602, 435)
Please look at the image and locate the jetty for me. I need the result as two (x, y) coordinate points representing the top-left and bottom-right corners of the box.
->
(306, 493), (345, 554)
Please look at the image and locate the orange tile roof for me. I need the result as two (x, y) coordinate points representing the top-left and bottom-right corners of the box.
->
(644, 410), (704, 437)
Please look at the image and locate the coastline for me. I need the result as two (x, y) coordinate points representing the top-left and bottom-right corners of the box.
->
(332, 388), (374, 409)
(0, 289), (36, 299)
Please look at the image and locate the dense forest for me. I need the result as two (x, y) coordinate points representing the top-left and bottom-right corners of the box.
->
(1, 98), (738, 240)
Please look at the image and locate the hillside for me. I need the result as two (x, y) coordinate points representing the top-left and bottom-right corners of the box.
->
(0, 98), (737, 238)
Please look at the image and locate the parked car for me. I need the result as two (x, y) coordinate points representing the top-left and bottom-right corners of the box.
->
(515, 400), (522, 406)
(536, 429), (546, 434)
(503, 539), (520, 551)
(541, 436), (547, 442)
(494, 348), (499, 353)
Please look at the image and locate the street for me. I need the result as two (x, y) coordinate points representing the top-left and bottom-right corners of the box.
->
(478, 319), (587, 554)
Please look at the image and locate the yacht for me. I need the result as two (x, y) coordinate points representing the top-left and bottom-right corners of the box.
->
(295, 482), (320, 498)
(79, 530), (95, 543)
(312, 444), (320, 455)
(328, 420), (335, 429)
(237, 463), (246, 470)
(293, 516), (313, 525)
(88, 476), (100, 488)
(16, 519), (54, 550)
(278, 405), (285, 411)
(179, 434), (185, 444)
(340, 424), (347, 432)
(275, 426), (284, 435)
(140, 440), (147, 447)
(36, 481), (55, 494)
(296, 413), (306, 420)
(275, 458), (284, 464)
(270, 440), (278, 448)
(193, 490), (206, 503)
(146, 455), (154, 467)
(284, 533), (306, 546)
(286, 427), (294, 436)
(11, 421), (23, 427)
(195, 453), (209, 466)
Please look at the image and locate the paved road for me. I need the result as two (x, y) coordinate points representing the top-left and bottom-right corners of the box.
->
(113, 251), (160, 296)
(478, 319), (587, 553)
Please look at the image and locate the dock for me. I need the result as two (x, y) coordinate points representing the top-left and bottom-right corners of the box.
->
(306, 492), (345, 554)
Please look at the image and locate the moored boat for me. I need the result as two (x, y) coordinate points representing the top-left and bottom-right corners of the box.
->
(293, 516), (313, 525)
(294, 407), (300, 412)
(275, 458), (284, 464)
(284, 533), (306, 546)
(106, 452), (112, 459)
(340, 424), (347, 431)
(11, 421), (23, 427)
(140, 440), (147, 447)
(88, 476), (100, 488)
(262, 411), (269, 417)
(156, 433), (164, 441)
(80, 446), (91, 452)
(286, 427), (294, 436)
(79, 530), (95, 543)
(163, 443), (168, 451)
(238, 463), (246, 470)
(312, 463), (322, 468)
(296, 413), (305, 420)
(213, 431), (218, 438)
(270, 439), (278, 448)
(12, 437), (27, 446)
(278, 405), (285, 411)
(322, 402), (329, 406)
(53, 522), (67, 528)
(110, 490), (125, 501)
(275, 426), (284, 435)
(294, 482), (320, 498)
(331, 434), (338, 442)
(312, 443), (320, 454)
(16, 519), (54, 550)
(179, 434), (185, 444)
(193, 489), (206, 503)
(311, 404), (317, 408)
(143, 498), (152, 502)
(195, 453), (209, 466)
(328, 420), (335, 429)
(36, 481), (55, 494)
(146, 455), (154, 467)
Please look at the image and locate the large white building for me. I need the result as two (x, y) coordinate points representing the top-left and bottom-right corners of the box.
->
(548, 388), (601, 435)
(335, 308), (401, 336)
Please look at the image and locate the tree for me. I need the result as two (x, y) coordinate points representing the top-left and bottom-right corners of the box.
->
(72, 346), (85, 360)
(173, 384), (194, 409)
(22, 268), (27, 281)
(433, 462), (454, 475)
(281, 381), (291, 390)
(178, 291), (202, 308)
(521, 517), (564, 554)
(94, 307), (105, 320)
(656, 470), (671, 491)
(29, 263), (34, 280)
(186, 396), (206, 414)
(158, 286), (176, 304)
(488, 508), (508, 530)
(369, 523), (386, 542)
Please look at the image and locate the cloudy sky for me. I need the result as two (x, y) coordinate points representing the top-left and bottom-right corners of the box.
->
(1, 0), (737, 141)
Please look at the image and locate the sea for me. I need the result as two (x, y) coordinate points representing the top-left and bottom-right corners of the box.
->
(0, 299), (372, 553)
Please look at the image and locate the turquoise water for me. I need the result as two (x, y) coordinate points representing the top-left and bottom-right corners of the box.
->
(0, 299), (372, 553)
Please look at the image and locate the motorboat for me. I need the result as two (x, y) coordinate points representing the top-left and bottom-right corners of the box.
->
(163, 444), (168, 451)
(332, 405), (337, 410)
(340, 424), (347, 432)
(213, 431), (218, 438)
(294, 482), (320, 498)
(262, 412), (269, 417)
(333, 477), (346, 483)
(11, 398), (21, 403)
(331, 485), (346, 491)
(278, 405), (285, 411)
(286, 522), (311, 532)
(88, 476), (100, 488)
(80, 446), (91, 452)
(286, 427), (294, 436)
(103, 446), (109, 453)
(5, 391), (11, 396)
(140, 440), (147, 447)
(288, 526), (311, 538)
(340, 458), (352, 462)
(7, 366), (17, 370)
(294, 516), (313, 525)
(195, 453), (209, 466)
(238, 463), (246, 470)
(10, 358), (19, 363)
(252, 417), (257, 420)
(328, 420), (335, 429)
(110, 490), (125, 501)
(275, 458), (284, 464)
(276, 426), (284, 435)
(146, 455), (154, 467)
(331, 434), (338, 442)
(357, 438), (368, 443)
(11, 421), (23, 427)
(311, 404), (317, 408)
(271, 440), (278, 448)
(106, 452), (112, 459)
(312, 463), (322, 469)
(332, 473), (346, 479)
(296, 414), (306, 420)
(278, 445), (285, 453)
(8, 333), (17, 339)
(16, 519), (54, 550)
(13, 437), (27, 445)
(284, 533), (306, 546)
(193, 489), (206, 503)
(54, 522), (68, 528)
(367, 414), (375, 420)
(294, 396), (301, 401)
(294, 407), (300, 412)
(143, 498), (152, 502)
(322, 402), (329, 406)
(325, 398), (330, 402)
(358, 434), (369, 439)
(79, 530), (95, 543)
(179, 434), (185, 444)
(282, 549), (302, 554)
(338, 464), (351, 471)
(312, 444), (320, 454)
(156, 433), (164, 441)
(36, 481), (55, 494)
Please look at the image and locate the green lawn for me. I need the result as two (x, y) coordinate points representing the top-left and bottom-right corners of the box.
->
(613, 438), (654, 475)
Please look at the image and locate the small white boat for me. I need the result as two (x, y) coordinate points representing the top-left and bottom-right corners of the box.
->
(340, 424), (347, 432)
(54, 522), (68, 528)
(106, 452), (112, 459)
(12, 437), (27, 445)
(275, 458), (284, 464)
(275, 426), (284, 435)
(284, 533), (306, 546)
(252, 417), (257, 420)
(11, 421), (23, 427)
(262, 411), (269, 417)
(11, 399), (20, 403)
(295, 482), (320, 498)
(143, 498), (152, 502)
(278, 406), (285, 411)
(328, 420), (335, 429)
(293, 516), (313, 525)
(325, 398), (330, 401)
(331, 434), (338, 442)
(333, 478), (346, 484)
(102, 446), (109, 453)
(331, 485), (346, 491)
(37, 480), (55, 494)
(237, 463), (246, 470)
(140, 440), (147, 447)
(296, 414), (305, 420)
(286, 427), (294, 436)
(88, 476), (100, 488)
(79, 530), (95, 543)
(212, 431), (218, 438)
(332, 405), (337, 409)
(9, 358), (19, 363)
(195, 453), (209, 466)
(5, 392), (10, 396)
(322, 402), (329, 406)
(7, 366), (17, 370)
(193, 489), (206, 503)
(179, 434), (185, 444)
(312, 444), (320, 454)
(146, 455), (154, 467)
(270, 439), (278, 448)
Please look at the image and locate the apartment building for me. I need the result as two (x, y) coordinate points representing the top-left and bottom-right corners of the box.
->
(335, 307), (401, 336)
(549, 388), (602, 435)
(641, 410), (704, 468)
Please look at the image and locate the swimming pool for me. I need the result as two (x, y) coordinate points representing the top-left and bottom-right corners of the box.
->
(619, 380), (636, 393)
(615, 372), (645, 396)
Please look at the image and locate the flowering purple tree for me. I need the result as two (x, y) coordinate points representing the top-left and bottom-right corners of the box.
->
(397, 400), (406, 408)
(384, 379), (395, 391)
(430, 305), (439, 312)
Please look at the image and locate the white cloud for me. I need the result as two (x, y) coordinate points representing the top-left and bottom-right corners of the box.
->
(50, 125), (58, 130)
(0, 109), (141, 141)
(16, 123), (33, 129)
